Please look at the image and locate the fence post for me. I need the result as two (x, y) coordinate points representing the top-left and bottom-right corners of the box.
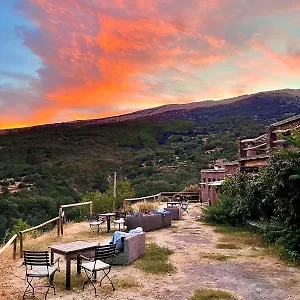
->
(13, 238), (17, 260)
(59, 207), (64, 236)
(57, 218), (60, 237)
(20, 232), (23, 258)
(90, 203), (93, 216)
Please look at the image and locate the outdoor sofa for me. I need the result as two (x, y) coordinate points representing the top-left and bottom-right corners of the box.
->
(164, 207), (183, 220)
(106, 232), (146, 265)
(125, 212), (172, 232)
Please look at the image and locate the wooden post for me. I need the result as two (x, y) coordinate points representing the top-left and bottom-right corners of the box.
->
(59, 207), (63, 236)
(57, 218), (60, 237)
(89, 203), (93, 216)
(13, 238), (17, 260)
(20, 232), (23, 258)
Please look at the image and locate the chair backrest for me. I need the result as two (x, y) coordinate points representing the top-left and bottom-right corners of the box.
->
(89, 213), (99, 222)
(115, 211), (126, 219)
(94, 244), (116, 261)
(23, 250), (50, 266)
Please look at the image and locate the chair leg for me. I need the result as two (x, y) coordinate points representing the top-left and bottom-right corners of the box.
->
(99, 267), (115, 291)
(49, 274), (56, 295)
(23, 277), (34, 299)
(83, 269), (97, 296)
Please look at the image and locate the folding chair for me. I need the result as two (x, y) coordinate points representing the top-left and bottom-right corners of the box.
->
(181, 200), (189, 214)
(113, 212), (126, 230)
(22, 250), (60, 300)
(78, 244), (116, 296)
(89, 214), (105, 233)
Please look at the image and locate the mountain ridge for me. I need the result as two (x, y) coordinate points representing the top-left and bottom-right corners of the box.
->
(1, 88), (299, 134)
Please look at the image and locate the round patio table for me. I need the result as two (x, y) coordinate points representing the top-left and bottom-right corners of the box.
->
(98, 213), (116, 233)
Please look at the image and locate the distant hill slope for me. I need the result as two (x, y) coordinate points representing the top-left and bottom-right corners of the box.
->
(147, 89), (300, 126)
(1, 88), (299, 134)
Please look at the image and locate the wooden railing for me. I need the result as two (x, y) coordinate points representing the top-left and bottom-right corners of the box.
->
(124, 191), (200, 208)
(0, 234), (17, 259)
(19, 216), (60, 258)
(19, 201), (92, 258)
(60, 201), (92, 235)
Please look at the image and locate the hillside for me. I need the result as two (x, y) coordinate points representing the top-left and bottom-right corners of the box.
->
(0, 88), (300, 240)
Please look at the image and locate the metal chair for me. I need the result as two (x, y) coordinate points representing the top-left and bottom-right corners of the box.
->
(113, 212), (126, 230)
(89, 214), (105, 233)
(22, 250), (60, 300)
(181, 200), (189, 214)
(78, 244), (116, 296)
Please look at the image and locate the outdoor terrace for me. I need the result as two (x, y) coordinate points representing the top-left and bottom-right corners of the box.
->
(1, 203), (300, 300)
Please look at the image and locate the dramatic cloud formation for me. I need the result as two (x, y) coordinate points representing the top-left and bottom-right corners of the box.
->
(0, 0), (300, 128)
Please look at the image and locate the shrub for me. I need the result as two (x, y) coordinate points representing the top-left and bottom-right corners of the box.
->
(130, 201), (160, 214)
(264, 222), (300, 261)
(201, 195), (244, 226)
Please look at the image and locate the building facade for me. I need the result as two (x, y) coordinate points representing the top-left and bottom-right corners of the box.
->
(200, 159), (239, 205)
(239, 114), (300, 172)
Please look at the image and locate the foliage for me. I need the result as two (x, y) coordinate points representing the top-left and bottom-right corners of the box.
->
(263, 222), (300, 262)
(130, 201), (160, 214)
(81, 179), (134, 216)
(201, 195), (244, 226)
(81, 190), (113, 215)
(136, 243), (174, 274)
(5, 219), (30, 241)
(182, 184), (200, 192)
(202, 150), (300, 261)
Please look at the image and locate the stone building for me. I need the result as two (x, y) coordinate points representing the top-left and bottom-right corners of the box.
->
(239, 114), (300, 172)
(200, 159), (239, 205)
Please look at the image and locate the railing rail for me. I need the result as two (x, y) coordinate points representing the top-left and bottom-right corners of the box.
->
(61, 201), (92, 208)
(20, 216), (60, 258)
(124, 191), (200, 207)
(0, 234), (17, 259)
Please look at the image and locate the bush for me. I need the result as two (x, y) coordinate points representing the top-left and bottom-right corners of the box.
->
(130, 201), (160, 214)
(264, 222), (300, 261)
(201, 195), (244, 226)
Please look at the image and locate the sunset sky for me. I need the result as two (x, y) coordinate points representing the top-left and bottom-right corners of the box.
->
(1, 0), (300, 129)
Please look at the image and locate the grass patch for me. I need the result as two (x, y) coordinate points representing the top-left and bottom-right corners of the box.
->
(53, 268), (85, 291)
(136, 243), (175, 274)
(215, 226), (264, 248)
(189, 288), (238, 300)
(201, 253), (232, 261)
(215, 243), (240, 250)
(214, 226), (249, 234)
(114, 275), (142, 289)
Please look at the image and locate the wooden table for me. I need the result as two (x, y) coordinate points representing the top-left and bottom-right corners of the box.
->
(99, 213), (116, 233)
(167, 201), (182, 207)
(49, 241), (99, 289)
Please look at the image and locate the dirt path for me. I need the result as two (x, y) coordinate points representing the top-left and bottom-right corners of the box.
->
(1, 203), (300, 299)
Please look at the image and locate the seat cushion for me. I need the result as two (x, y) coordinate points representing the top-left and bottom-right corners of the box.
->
(81, 260), (110, 272)
(89, 221), (103, 226)
(27, 265), (58, 277)
(114, 219), (125, 224)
